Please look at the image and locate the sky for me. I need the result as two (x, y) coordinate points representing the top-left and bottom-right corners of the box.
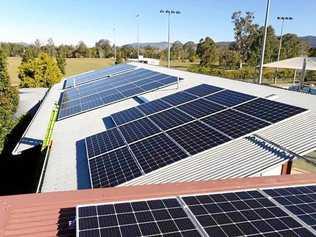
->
(0, 0), (315, 46)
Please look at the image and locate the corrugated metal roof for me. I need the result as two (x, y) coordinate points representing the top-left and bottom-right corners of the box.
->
(257, 111), (316, 155)
(16, 63), (316, 192)
(1, 175), (316, 237)
(121, 137), (289, 186)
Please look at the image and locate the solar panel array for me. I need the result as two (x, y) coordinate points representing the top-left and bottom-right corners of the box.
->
(58, 68), (179, 119)
(63, 64), (136, 89)
(77, 185), (316, 237)
(85, 84), (307, 188)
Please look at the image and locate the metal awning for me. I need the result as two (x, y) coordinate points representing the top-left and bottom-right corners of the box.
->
(263, 57), (316, 71)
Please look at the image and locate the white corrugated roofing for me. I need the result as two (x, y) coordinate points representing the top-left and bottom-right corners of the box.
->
(19, 63), (316, 192)
(263, 57), (316, 71)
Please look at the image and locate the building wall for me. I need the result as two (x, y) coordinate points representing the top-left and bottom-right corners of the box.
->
(255, 164), (283, 177)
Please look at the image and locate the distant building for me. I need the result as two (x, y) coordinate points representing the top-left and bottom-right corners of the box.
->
(128, 55), (160, 65)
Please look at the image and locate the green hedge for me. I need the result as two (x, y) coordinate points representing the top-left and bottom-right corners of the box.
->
(188, 65), (296, 81)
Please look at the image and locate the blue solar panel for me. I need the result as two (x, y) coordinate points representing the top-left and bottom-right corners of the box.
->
(184, 84), (224, 97)
(88, 147), (142, 188)
(85, 128), (125, 159)
(63, 64), (136, 89)
(161, 92), (197, 106)
(264, 185), (316, 231)
(119, 118), (161, 143)
(183, 190), (315, 237)
(206, 90), (256, 107)
(235, 98), (307, 123)
(112, 107), (145, 126)
(77, 198), (201, 237)
(58, 69), (178, 119)
(138, 99), (172, 115)
(130, 133), (188, 173)
(167, 121), (231, 155)
(202, 109), (271, 139)
(149, 108), (194, 130)
(178, 98), (226, 119)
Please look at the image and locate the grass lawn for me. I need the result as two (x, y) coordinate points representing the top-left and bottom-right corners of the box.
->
(7, 57), (115, 86)
(7, 57), (22, 86)
(64, 58), (115, 77)
(160, 60), (199, 71)
(293, 151), (316, 173)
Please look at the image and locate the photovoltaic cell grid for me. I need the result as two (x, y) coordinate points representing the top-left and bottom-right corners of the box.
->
(202, 109), (270, 139)
(167, 121), (231, 155)
(88, 147), (142, 188)
(183, 189), (315, 237)
(235, 98), (307, 123)
(58, 69), (179, 119)
(264, 185), (316, 231)
(63, 69), (155, 103)
(77, 185), (316, 237)
(130, 133), (188, 173)
(205, 90), (256, 107)
(85, 84), (307, 189)
(64, 64), (136, 89)
(86, 128), (125, 159)
(77, 198), (201, 237)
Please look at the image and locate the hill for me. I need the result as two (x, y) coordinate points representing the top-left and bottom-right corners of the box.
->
(300, 36), (316, 48)
(124, 42), (169, 50)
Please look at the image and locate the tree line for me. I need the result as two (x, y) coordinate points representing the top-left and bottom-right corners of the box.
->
(1, 10), (315, 89)
(0, 49), (19, 153)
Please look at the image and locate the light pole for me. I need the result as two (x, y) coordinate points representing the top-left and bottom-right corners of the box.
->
(274, 16), (293, 84)
(113, 27), (116, 63)
(160, 9), (181, 68)
(136, 14), (140, 59)
(258, 0), (271, 84)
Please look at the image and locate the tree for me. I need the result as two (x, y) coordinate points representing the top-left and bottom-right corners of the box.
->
(115, 49), (123, 64)
(183, 41), (196, 62)
(310, 48), (316, 57)
(170, 41), (184, 61)
(0, 49), (19, 152)
(281, 34), (309, 59)
(196, 37), (217, 66)
(46, 38), (56, 56)
(120, 45), (137, 59)
(247, 25), (279, 66)
(73, 41), (89, 58)
(218, 48), (240, 69)
(95, 39), (112, 58)
(21, 48), (37, 63)
(56, 52), (66, 75)
(19, 53), (62, 88)
(231, 11), (258, 68)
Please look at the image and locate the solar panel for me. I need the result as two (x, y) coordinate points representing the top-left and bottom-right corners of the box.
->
(177, 98), (226, 119)
(77, 198), (201, 237)
(119, 118), (161, 143)
(130, 133), (188, 173)
(85, 128), (125, 159)
(58, 69), (178, 119)
(235, 98), (307, 123)
(205, 90), (256, 107)
(202, 109), (271, 139)
(88, 147), (142, 188)
(161, 92), (197, 106)
(112, 107), (145, 126)
(182, 190), (315, 236)
(138, 99), (172, 115)
(264, 185), (316, 231)
(184, 84), (224, 97)
(167, 121), (231, 155)
(64, 64), (136, 89)
(149, 108), (194, 130)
